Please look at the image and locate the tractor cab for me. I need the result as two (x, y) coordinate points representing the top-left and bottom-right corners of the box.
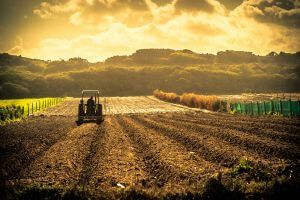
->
(77, 90), (103, 125)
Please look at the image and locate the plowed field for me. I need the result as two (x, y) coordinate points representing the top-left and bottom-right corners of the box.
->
(1, 97), (299, 199)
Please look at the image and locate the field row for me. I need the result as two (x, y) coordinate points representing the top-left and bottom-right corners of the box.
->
(37, 97), (195, 117)
(1, 111), (299, 197)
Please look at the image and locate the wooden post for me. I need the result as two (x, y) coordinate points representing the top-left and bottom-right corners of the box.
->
(10, 109), (13, 120)
(28, 104), (30, 116)
(15, 107), (17, 119)
(39, 101), (40, 111)
(257, 101), (260, 115)
(32, 103), (34, 114)
(263, 101), (266, 115)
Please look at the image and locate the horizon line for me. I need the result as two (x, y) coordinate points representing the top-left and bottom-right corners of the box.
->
(1, 48), (299, 63)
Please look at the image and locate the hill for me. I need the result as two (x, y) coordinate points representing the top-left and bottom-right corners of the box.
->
(0, 49), (299, 98)
(105, 49), (300, 66)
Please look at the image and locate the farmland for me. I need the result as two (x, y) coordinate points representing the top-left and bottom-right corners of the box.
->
(0, 97), (299, 199)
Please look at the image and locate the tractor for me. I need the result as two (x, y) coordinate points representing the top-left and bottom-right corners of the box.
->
(77, 90), (103, 125)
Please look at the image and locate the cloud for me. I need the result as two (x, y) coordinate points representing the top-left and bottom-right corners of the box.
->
(33, 1), (77, 19)
(235, 0), (300, 29)
(24, 9), (300, 62)
(175, 0), (214, 13)
(22, 0), (300, 61)
(114, 0), (149, 11)
(216, 0), (243, 10)
(7, 46), (24, 55)
(7, 36), (24, 55)
(24, 23), (159, 61)
(34, 0), (228, 28)
(34, 0), (153, 28)
(151, 0), (174, 7)
(185, 18), (225, 36)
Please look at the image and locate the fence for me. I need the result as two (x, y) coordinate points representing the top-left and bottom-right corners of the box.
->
(230, 100), (300, 117)
(0, 98), (64, 121)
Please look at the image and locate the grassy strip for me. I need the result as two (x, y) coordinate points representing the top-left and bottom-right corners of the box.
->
(0, 98), (62, 110)
(0, 98), (64, 123)
(153, 89), (226, 111)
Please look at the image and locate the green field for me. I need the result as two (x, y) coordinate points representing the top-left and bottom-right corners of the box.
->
(0, 98), (64, 123)
(0, 98), (55, 107)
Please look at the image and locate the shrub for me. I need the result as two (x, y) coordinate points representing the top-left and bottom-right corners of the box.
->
(153, 89), (180, 103)
(153, 90), (221, 111)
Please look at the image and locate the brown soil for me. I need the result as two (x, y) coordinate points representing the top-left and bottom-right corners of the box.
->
(1, 97), (299, 198)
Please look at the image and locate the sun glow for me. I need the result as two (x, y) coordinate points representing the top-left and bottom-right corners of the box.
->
(1, 0), (299, 61)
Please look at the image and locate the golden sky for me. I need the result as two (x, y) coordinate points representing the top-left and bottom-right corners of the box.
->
(1, 0), (299, 62)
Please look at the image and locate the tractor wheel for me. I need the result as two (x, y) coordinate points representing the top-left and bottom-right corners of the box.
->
(96, 104), (103, 116)
(77, 116), (84, 126)
(78, 104), (84, 115)
(96, 116), (103, 124)
(76, 120), (83, 126)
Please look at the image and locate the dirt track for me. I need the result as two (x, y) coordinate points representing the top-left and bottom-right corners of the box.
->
(1, 97), (299, 198)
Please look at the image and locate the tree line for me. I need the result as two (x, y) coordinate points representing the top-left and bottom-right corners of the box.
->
(0, 49), (299, 99)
